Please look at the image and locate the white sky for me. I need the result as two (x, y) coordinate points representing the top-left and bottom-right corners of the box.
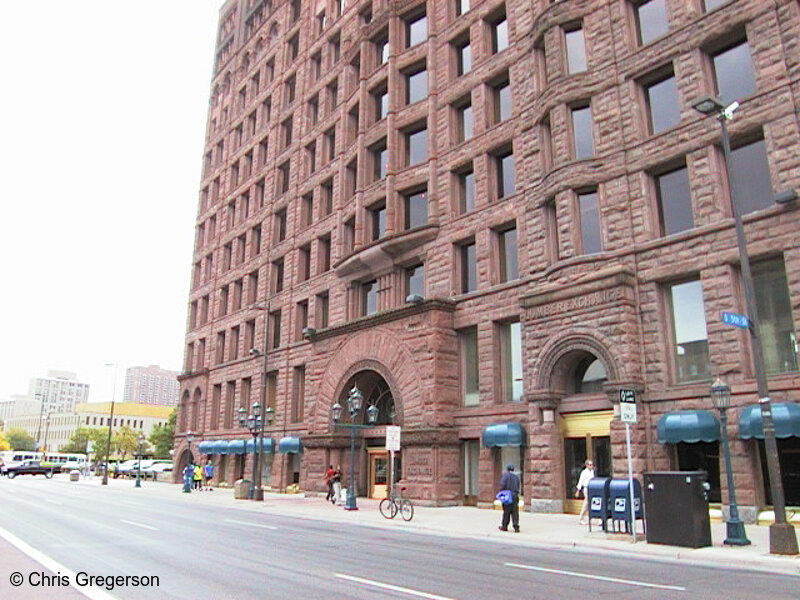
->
(0, 1), (224, 403)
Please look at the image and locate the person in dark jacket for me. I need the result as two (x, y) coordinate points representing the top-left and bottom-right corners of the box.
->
(498, 463), (520, 533)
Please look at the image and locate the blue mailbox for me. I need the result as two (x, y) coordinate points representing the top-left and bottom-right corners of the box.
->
(609, 478), (644, 534)
(587, 477), (611, 532)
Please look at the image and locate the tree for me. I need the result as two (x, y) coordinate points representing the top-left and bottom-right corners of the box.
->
(114, 426), (139, 460)
(0, 431), (11, 451)
(86, 427), (114, 463)
(61, 426), (93, 453)
(149, 409), (176, 458)
(6, 428), (36, 451)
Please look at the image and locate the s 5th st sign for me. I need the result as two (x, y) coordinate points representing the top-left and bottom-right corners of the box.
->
(722, 311), (750, 329)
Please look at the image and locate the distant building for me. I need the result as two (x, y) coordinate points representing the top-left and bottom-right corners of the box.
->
(29, 371), (90, 415)
(123, 365), (180, 406)
(2, 402), (173, 453)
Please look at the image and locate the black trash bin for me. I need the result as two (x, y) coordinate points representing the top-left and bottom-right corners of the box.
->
(609, 478), (644, 534)
(643, 471), (711, 548)
(587, 477), (611, 532)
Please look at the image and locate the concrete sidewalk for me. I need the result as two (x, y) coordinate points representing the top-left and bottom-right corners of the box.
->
(63, 475), (800, 577)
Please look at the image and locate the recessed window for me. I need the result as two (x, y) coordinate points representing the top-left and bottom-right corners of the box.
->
(703, 0), (729, 11)
(371, 139), (388, 181)
(374, 33), (389, 67)
(296, 301), (309, 342)
(316, 292), (330, 328)
(310, 52), (322, 81)
(459, 326), (479, 406)
(298, 244), (311, 282)
(495, 149), (516, 199)
(497, 226), (519, 282)
(363, 280), (379, 315)
(455, 38), (472, 76)
(634, 0), (669, 46)
(655, 164), (693, 236)
(320, 179), (333, 216)
(269, 310), (282, 349)
(571, 104), (594, 159)
(668, 279), (710, 382)
(456, 101), (473, 142)
(564, 25), (587, 74)
(284, 75), (296, 106)
(406, 125), (428, 166)
(458, 240), (478, 293)
(274, 208), (287, 244)
(308, 95), (319, 125)
(406, 13), (427, 48)
(729, 137), (772, 214)
(406, 263), (425, 298)
(711, 38), (757, 105)
(272, 257), (285, 293)
(372, 85), (389, 122)
(456, 165), (475, 214)
(492, 78), (511, 123)
(368, 201), (387, 240)
(281, 117), (293, 149)
(287, 34), (299, 62)
(406, 66), (427, 104)
(278, 160), (291, 194)
(306, 142), (316, 175)
(324, 127), (336, 162)
(456, 0), (470, 17)
(644, 70), (680, 134)
(753, 257), (798, 374)
(500, 321), (523, 402)
(490, 12), (509, 54)
(404, 189), (428, 229)
(578, 190), (602, 254)
(317, 235), (331, 273)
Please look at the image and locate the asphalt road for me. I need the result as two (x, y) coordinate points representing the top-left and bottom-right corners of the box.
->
(0, 477), (797, 600)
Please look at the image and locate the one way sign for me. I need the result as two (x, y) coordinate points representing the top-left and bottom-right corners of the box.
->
(619, 389), (637, 423)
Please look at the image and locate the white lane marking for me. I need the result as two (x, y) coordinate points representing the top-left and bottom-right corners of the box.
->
(120, 519), (158, 531)
(505, 562), (686, 591)
(223, 518), (278, 530)
(0, 525), (117, 600)
(118, 500), (144, 507)
(334, 573), (460, 600)
(45, 498), (63, 505)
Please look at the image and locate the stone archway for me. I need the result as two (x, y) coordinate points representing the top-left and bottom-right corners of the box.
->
(533, 329), (622, 395)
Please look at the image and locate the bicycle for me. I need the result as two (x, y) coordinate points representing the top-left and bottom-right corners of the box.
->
(379, 486), (414, 521)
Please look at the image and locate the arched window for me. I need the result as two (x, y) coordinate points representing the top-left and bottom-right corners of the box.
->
(574, 356), (607, 394)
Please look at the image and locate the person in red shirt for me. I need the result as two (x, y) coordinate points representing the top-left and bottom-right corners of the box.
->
(324, 465), (336, 502)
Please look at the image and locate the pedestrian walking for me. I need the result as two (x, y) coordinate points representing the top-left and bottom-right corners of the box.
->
(324, 465), (336, 502)
(575, 459), (595, 525)
(182, 462), (194, 493)
(331, 464), (342, 505)
(498, 463), (521, 533)
(204, 460), (215, 491)
(193, 463), (203, 490)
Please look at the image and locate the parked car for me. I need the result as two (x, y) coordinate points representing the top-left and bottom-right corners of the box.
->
(6, 460), (56, 479)
(141, 462), (173, 479)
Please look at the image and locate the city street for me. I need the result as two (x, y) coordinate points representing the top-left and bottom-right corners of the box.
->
(0, 477), (797, 600)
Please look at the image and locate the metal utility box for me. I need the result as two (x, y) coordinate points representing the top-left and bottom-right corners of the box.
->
(234, 479), (252, 500)
(587, 477), (611, 532)
(643, 471), (711, 548)
(609, 478), (644, 533)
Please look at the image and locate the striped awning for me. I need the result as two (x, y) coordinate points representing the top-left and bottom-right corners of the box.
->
(657, 411), (720, 444)
(482, 423), (525, 448)
(739, 403), (800, 440)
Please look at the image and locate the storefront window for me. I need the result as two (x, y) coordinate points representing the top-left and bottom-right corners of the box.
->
(669, 279), (710, 382)
(676, 441), (720, 503)
(752, 257), (798, 374)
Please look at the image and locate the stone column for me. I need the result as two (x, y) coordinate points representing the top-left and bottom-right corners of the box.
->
(527, 393), (564, 513)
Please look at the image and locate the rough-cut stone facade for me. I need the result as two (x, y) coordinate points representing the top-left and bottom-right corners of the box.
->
(177, 0), (800, 517)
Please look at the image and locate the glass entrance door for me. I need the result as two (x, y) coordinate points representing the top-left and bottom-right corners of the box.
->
(463, 440), (479, 505)
(369, 452), (388, 499)
(561, 410), (613, 513)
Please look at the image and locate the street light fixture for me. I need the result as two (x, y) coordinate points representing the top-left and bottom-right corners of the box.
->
(331, 385), (379, 510)
(238, 401), (275, 500)
(710, 376), (750, 546)
(102, 363), (119, 486)
(692, 95), (799, 555)
(248, 300), (273, 501)
(135, 432), (146, 489)
(42, 413), (51, 454)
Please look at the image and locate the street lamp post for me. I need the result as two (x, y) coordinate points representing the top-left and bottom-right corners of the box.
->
(249, 301), (272, 501)
(238, 402), (274, 500)
(42, 414), (51, 454)
(101, 363), (119, 486)
(711, 377), (750, 546)
(135, 432), (145, 488)
(331, 385), (378, 511)
(692, 95), (798, 555)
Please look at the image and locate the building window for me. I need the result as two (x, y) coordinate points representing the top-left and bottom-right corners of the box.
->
(459, 327), (479, 406)
(405, 124), (428, 166)
(455, 37), (471, 76)
(455, 100), (473, 142)
(500, 321), (523, 402)
(571, 104), (594, 159)
(633, 0), (669, 46)
(644, 70), (680, 135)
(495, 149), (515, 199)
(711, 38), (757, 105)
(316, 292), (330, 328)
(729, 137), (772, 215)
(752, 257), (798, 374)
(296, 301), (309, 341)
(317, 235), (331, 274)
(703, 0), (728, 11)
(456, 164), (475, 214)
(278, 160), (291, 195)
(668, 279), (710, 382)
(281, 117), (293, 149)
(284, 75), (296, 106)
(372, 84), (389, 122)
(404, 189), (428, 229)
(216, 331), (226, 364)
(492, 77), (511, 124)
(406, 65), (427, 105)
(308, 96), (319, 125)
(269, 310), (282, 349)
(564, 25), (587, 74)
(655, 164), (693, 236)
(374, 33), (389, 67)
(406, 12), (427, 48)
(490, 11), (509, 54)
(298, 244), (311, 282)
(320, 179), (333, 216)
(406, 263), (425, 298)
(272, 258), (285, 293)
(368, 200), (387, 240)
(301, 194), (314, 228)
(291, 367), (305, 423)
(343, 216), (355, 254)
(324, 127), (336, 163)
(371, 139), (388, 181)
(458, 239), (477, 293)
(497, 225), (519, 283)
(274, 208), (287, 244)
(578, 190), (602, 254)
(363, 280), (378, 315)
(456, 0), (470, 17)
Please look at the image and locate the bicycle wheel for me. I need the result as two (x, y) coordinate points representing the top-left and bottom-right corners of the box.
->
(400, 499), (414, 521)
(379, 497), (398, 519)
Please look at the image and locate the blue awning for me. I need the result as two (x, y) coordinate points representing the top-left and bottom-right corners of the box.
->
(245, 438), (275, 454)
(657, 410), (720, 444)
(278, 436), (303, 454)
(197, 441), (214, 454)
(210, 440), (230, 455)
(227, 439), (247, 454)
(739, 403), (800, 440)
(482, 423), (525, 448)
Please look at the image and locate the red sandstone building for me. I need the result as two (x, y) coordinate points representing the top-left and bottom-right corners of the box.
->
(177, 0), (800, 520)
